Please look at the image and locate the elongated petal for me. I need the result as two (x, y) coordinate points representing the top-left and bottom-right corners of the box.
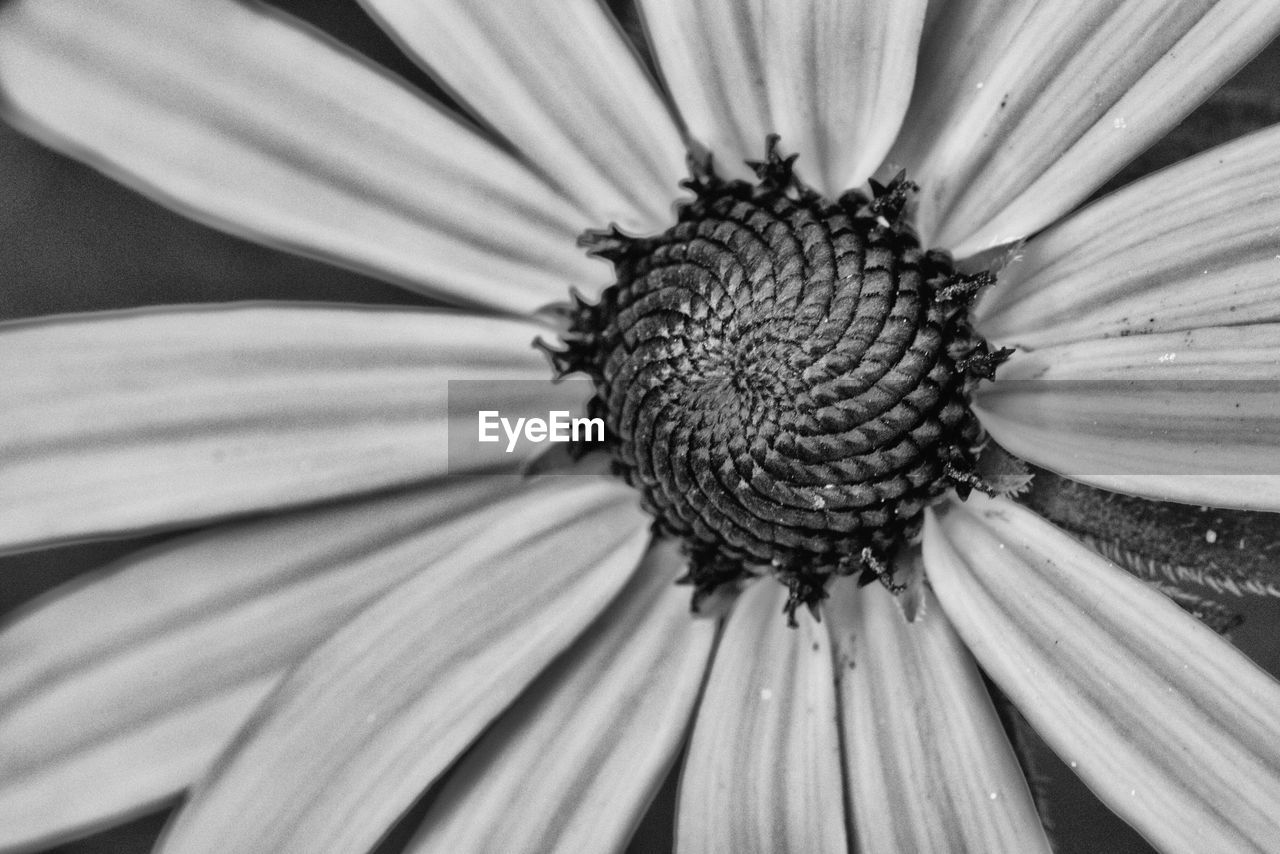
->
(638, 0), (926, 194)
(895, 0), (1280, 255)
(975, 326), (1280, 510)
(0, 0), (604, 312)
(677, 582), (847, 854)
(977, 124), (1280, 349)
(925, 496), (1280, 853)
(0, 476), (526, 852)
(0, 305), (580, 552)
(358, 0), (685, 235)
(405, 539), (714, 854)
(157, 480), (648, 854)
(828, 579), (1051, 853)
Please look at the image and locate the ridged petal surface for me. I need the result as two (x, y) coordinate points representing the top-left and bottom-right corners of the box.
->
(405, 540), (714, 854)
(638, 0), (926, 194)
(976, 124), (1280, 349)
(894, 0), (1280, 256)
(0, 0), (602, 312)
(926, 497), (1280, 853)
(975, 325), (1280, 510)
(158, 481), (648, 854)
(359, 0), (686, 236)
(677, 581), (847, 854)
(829, 579), (1051, 853)
(0, 477), (523, 851)
(0, 305), (577, 552)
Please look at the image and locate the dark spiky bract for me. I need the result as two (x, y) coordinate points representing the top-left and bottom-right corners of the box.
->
(547, 139), (1004, 622)
(1017, 464), (1280, 630)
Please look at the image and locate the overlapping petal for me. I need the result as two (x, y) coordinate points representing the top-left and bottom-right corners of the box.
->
(157, 480), (648, 854)
(638, 0), (926, 194)
(358, 0), (686, 236)
(895, 0), (1280, 255)
(977, 123), (1280, 349)
(0, 477), (520, 851)
(677, 582), (847, 854)
(975, 326), (1280, 510)
(0, 0), (605, 312)
(926, 496), (1280, 853)
(404, 540), (714, 854)
(0, 305), (580, 553)
(828, 579), (1052, 853)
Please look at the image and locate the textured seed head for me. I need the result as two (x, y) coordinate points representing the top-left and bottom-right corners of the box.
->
(549, 141), (1005, 620)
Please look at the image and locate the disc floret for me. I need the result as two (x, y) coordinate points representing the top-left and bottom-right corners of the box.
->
(544, 138), (1008, 623)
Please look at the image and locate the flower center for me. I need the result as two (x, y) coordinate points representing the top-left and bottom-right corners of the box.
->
(547, 139), (1008, 621)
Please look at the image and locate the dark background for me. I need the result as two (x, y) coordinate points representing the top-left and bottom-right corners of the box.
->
(2, 3), (1279, 852)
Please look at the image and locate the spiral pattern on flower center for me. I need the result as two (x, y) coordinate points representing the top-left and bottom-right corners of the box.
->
(550, 144), (1004, 617)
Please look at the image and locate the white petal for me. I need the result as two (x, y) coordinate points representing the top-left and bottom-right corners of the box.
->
(0, 0), (604, 312)
(977, 123), (1280, 349)
(637, 0), (926, 194)
(0, 305), (582, 552)
(0, 477), (522, 851)
(358, 0), (686, 236)
(405, 539), (714, 854)
(926, 496), (1280, 853)
(828, 578), (1051, 853)
(975, 326), (1280, 510)
(677, 581), (847, 854)
(157, 480), (649, 854)
(894, 0), (1280, 255)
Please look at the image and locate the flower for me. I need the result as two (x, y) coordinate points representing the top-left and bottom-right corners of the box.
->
(3, 1), (1280, 853)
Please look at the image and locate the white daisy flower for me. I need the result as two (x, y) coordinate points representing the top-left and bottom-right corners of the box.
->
(2, 2), (1280, 852)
